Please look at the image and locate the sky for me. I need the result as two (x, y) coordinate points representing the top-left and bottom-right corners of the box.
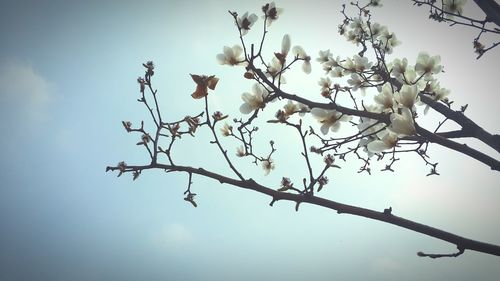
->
(0, 0), (499, 280)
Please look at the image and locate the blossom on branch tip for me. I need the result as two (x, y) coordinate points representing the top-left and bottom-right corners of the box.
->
(353, 55), (372, 72)
(389, 107), (416, 136)
(220, 123), (233, 136)
(266, 57), (286, 83)
(190, 74), (219, 99)
(311, 108), (352, 135)
(379, 30), (400, 54)
(236, 146), (246, 157)
(317, 49), (332, 63)
(262, 158), (275, 176)
(395, 84), (419, 109)
(292, 46), (311, 74)
(374, 83), (395, 112)
(262, 2), (283, 26)
(347, 73), (364, 91)
(239, 84), (269, 114)
(415, 52), (442, 79)
(367, 130), (398, 153)
(390, 58), (408, 81)
(237, 12), (258, 35)
(217, 45), (245, 66)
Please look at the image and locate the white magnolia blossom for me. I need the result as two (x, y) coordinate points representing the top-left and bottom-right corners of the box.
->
(262, 158), (275, 175)
(311, 108), (352, 135)
(369, 22), (387, 38)
(367, 130), (398, 153)
(350, 17), (367, 34)
(374, 83), (395, 112)
(266, 57), (286, 83)
(443, 0), (467, 17)
(423, 80), (451, 114)
(359, 137), (376, 158)
(283, 100), (308, 117)
(239, 84), (269, 114)
(415, 52), (442, 79)
(216, 45), (245, 66)
(237, 12), (258, 35)
(347, 73), (364, 91)
(292, 45), (311, 74)
(395, 84), (419, 109)
(358, 115), (385, 137)
(317, 49), (332, 63)
(353, 55), (372, 72)
(236, 146), (245, 157)
(343, 57), (356, 74)
(345, 30), (361, 45)
(390, 58), (408, 80)
(389, 107), (416, 136)
(220, 123), (232, 136)
(330, 67), (344, 77)
(264, 2), (283, 26)
(281, 34), (291, 57)
(318, 77), (332, 90)
(379, 30), (400, 54)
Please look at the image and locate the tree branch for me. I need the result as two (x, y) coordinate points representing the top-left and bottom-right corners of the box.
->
(106, 163), (500, 257)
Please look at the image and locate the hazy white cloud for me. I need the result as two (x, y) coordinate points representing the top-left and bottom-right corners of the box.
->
(0, 59), (53, 125)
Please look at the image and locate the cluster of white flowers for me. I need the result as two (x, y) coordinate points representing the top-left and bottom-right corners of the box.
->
(341, 16), (400, 54)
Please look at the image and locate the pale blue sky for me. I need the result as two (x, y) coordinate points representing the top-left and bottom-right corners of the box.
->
(1, 0), (499, 280)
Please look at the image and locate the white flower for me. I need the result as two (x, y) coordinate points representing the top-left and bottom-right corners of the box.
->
(281, 34), (291, 57)
(379, 30), (400, 54)
(220, 123), (232, 136)
(350, 17), (366, 34)
(423, 81), (450, 114)
(358, 115), (385, 137)
(415, 52), (442, 79)
(395, 84), (419, 109)
(263, 2), (283, 26)
(216, 45), (245, 66)
(342, 57), (356, 74)
(353, 55), (372, 72)
(443, 0), (467, 17)
(262, 158), (275, 175)
(311, 108), (352, 135)
(239, 84), (269, 114)
(345, 30), (361, 45)
(369, 22), (387, 38)
(374, 83), (395, 112)
(236, 146), (246, 157)
(317, 49), (332, 63)
(330, 67), (343, 77)
(389, 107), (416, 136)
(347, 73), (364, 91)
(390, 58), (408, 80)
(318, 77), (332, 90)
(282, 100), (308, 117)
(292, 45), (312, 74)
(266, 57), (286, 83)
(237, 12), (258, 35)
(367, 130), (398, 153)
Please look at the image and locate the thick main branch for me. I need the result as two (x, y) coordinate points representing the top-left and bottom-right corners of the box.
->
(107, 163), (500, 257)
